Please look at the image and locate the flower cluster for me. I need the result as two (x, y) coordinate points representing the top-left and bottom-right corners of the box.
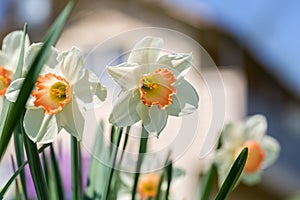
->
(4, 35), (106, 143)
(214, 115), (280, 185)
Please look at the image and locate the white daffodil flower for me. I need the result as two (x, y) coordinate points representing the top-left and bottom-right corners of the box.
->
(6, 45), (106, 143)
(106, 36), (199, 136)
(214, 115), (280, 185)
(0, 31), (30, 108)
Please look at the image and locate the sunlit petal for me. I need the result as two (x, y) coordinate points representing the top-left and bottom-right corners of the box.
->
(2, 31), (30, 71)
(166, 79), (198, 116)
(24, 43), (59, 73)
(261, 135), (280, 168)
(157, 53), (192, 79)
(107, 63), (141, 91)
(24, 109), (60, 143)
(128, 36), (163, 64)
(109, 90), (140, 127)
(136, 103), (168, 137)
(57, 47), (85, 85)
(58, 98), (84, 141)
(245, 115), (267, 141)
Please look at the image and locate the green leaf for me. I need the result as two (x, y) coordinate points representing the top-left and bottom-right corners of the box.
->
(13, 124), (27, 199)
(10, 156), (21, 200)
(84, 121), (106, 200)
(0, 161), (27, 200)
(164, 161), (173, 200)
(23, 126), (49, 200)
(71, 136), (82, 200)
(50, 144), (65, 200)
(199, 164), (217, 200)
(42, 151), (50, 186)
(102, 127), (123, 200)
(0, 0), (78, 161)
(214, 148), (248, 200)
(0, 144), (50, 200)
(119, 126), (130, 164)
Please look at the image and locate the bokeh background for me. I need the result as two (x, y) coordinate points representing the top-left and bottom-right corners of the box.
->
(1, 0), (300, 199)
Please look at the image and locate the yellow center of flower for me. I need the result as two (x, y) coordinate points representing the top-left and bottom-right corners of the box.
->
(235, 140), (265, 174)
(50, 82), (67, 101)
(32, 73), (71, 115)
(0, 66), (12, 96)
(137, 173), (160, 199)
(139, 68), (176, 109)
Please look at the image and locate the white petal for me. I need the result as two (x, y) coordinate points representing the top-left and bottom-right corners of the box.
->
(128, 36), (163, 64)
(109, 90), (140, 127)
(24, 43), (59, 73)
(106, 63), (141, 91)
(24, 109), (60, 144)
(58, 98), (84, 141)
(157, 53), (192, 79)
(261, 135), (280, 168)
(57, 47), (84, 85)
(1, 31), (30, 71)
(244, 115), (267, 141)
(5, 78), (24, 103)
(0, 52), (10, 67)
(136, 103), (168, 137)
(2, 31), (30, 56)
(166, 80), (199, 116)
(74, 69), (107, 108)
(5, 78), (35, 107)
(221, 123), (245, 148)
(0, 97), (3, 111)
(241, 171), (263, 185)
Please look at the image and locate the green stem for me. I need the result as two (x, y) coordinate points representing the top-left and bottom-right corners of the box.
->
(131, 126), (148, 200)
(0, 144), (50, 199)
(165, 161), (173, 200)
(119, 126), (130, 165)
(23, 131), (49, 200)
(13, 125), (27, 199)
(71, 136), (82, 200)
(102, 127), (123, 200)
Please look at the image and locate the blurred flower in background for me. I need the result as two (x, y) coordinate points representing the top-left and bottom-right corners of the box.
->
(214, 115), (280, 185)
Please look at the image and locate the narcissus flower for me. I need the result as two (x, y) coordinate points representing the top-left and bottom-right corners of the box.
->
(107, 36), (199, 136)
(214, 115), (280, 185)
(6, 45), (106, 143)
(0, 31), (30, 108)
(137, 173), (160, 199)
